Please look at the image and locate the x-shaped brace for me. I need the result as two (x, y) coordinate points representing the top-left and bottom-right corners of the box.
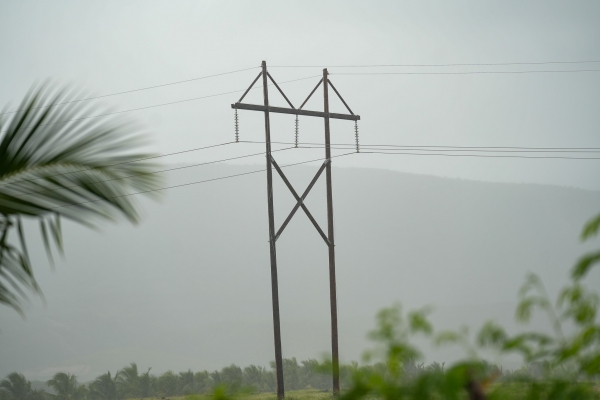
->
(271, 156), (331, 247)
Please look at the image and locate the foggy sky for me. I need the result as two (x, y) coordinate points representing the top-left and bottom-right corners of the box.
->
(1, 1), (599, 188)
(1, 0), (600, 382)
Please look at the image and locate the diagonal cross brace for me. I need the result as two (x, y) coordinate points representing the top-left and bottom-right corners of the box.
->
(238, 71), (263, 103)
(271, 157), (331, 246)
(327, 79), (354, 115)
(267, 72), (295, 109)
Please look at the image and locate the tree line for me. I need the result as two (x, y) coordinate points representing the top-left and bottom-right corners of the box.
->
(1, 357), (562, 400)
(0, 358), (341, 400)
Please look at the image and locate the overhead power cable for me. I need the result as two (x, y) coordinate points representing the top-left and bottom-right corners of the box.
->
(0, 66), (260, 116)
(297, 145), (600, 154)
(333, 70), (600, 76)
(239, 141), (600, 159)
(5, 60), (596, 116)
(3, 61), (596, 117)
(4, 134), (599, 197)
(340, 144), (600, 151)
(360, 151), (600, 160)
(0, 75), (320, 135)
(239, 140), (600, 152)
(270, 61), (600, 68)
(8, 147), (295, 198)
(50, 151), (356, 210)
(0, 141), (236, 189)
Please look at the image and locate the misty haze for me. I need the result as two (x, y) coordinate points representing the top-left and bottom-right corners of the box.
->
(1, 2), (600, 400)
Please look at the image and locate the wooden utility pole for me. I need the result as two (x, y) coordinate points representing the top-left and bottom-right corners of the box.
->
(322, 68), (340, 395)
(261, 61), (285, 399)
(231, 61), (359, 398)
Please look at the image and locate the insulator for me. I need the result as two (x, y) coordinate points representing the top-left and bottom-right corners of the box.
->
(294, 114), (299, 148)
(234, 108), (239, 143)
(354, 120), (359, 153)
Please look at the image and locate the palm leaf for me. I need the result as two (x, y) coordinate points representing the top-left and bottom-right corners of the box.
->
(0, 82), (163, 313)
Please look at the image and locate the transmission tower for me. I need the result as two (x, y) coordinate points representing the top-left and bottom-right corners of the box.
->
(231, 61), (360, 398)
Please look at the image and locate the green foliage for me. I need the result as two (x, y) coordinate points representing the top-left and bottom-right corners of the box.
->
(572, 212), (600, 280)
(89, 372), (121, 400)
(0, 83), (162, 313)
(572, 250), (600, 280)
(0, 373), (46, 400)
(179, 370), (196, 395)
(117, 363), (144, 399)
(337, 212), (600, 400)
(193, 372), (211, 394)
(46, 373), (85, 400)
(581, 213), (600, 241)
(219, 366), (242, 393)
(156, 371), (178, 397)
(242, 366), (269, 393)
(139, 368), (156, 399)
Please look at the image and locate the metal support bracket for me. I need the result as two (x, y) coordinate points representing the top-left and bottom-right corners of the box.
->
(232, 103), (360, 121)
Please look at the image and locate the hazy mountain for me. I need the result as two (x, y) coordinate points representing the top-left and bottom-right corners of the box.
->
(0, 164), (598, 381)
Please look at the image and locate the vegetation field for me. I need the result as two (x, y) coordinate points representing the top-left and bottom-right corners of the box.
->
(184, 390), (336, 400)
(150, 385), (600, 400)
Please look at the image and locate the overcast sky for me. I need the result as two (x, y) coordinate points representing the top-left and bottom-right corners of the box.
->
(1, 1), (599, 189)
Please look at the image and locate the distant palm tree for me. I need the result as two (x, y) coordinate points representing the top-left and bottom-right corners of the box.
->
(138, 368), (155, 399)
(299, 359), (328, 390)
(281, 358), (300, 390)
(90, 372), (121, 400)
(192, 371), (210, 394)
(156, 371), (177, 397)
(219, 365), (242, 392)
(0, 83), (161, 313)
(242, 365), (266, 392)
(1, 373), (32, 400)
(117, 363), (140, 398)
(209, 370), (222, 388)
(177, 370), (194, 395)
(46, 373), (85, 400)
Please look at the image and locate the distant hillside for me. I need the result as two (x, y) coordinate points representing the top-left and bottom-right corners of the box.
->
(0, 164), (598, 381)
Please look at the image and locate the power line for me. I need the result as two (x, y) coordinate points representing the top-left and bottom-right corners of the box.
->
(360, 151), (600, 160)
(50, 151), (356, 210)
(3, 61), (597, 120)
(6, 147), (295, 198)
(239, 140), (600, 152)
(271, 61), (600, 68)
(0, 75), (320, 134)
(297, 146), (600, 159)
(238, 141), (600, 159)
(297, 145), (600, 154)
(0, 141), (236, 189)
(0, 66), (260, 116)
(333, 70), (600, 76)
(4, 134), (599, 199)
(342, 144), (600, 151)
(5, 61), (597, 117)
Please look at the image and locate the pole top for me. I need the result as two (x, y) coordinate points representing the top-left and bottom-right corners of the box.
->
(323, 68), (328, 75)
(262, 60), (267, 67)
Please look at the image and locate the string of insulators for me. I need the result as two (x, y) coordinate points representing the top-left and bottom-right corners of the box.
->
(234, 108), (239, 143)
(294, 115), (299, 148)
(354, 120), (360, 153)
